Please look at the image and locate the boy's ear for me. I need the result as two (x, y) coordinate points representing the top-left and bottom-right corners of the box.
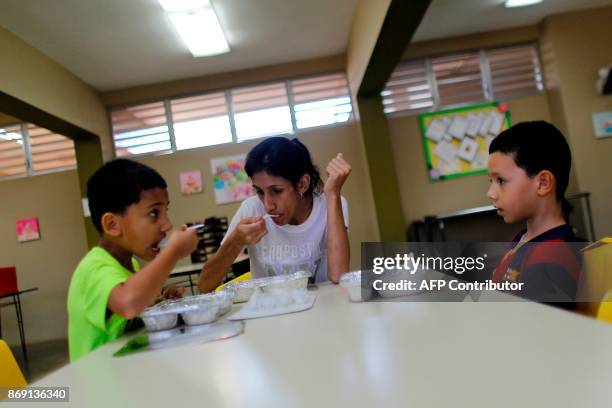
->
(535, 170), (556, 197)
(100, 212), (122, 237)
(297, 174), (311, 195)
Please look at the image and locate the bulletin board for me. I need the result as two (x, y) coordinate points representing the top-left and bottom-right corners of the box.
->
(419, 102), (511, 182)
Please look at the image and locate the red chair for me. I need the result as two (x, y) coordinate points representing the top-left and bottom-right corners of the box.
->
(0, 266), (30, 367)
(0, 266), (19, 296)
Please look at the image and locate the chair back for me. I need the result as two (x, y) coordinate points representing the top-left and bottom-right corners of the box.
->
(576, 238), (612, 319)
(0, 339), (27, 393)
(0, 266), (18, 297)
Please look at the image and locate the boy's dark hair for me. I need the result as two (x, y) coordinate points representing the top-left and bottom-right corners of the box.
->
(87, 159), (167, 233)
(245, 137), (322, 195)
(489, 121), (572, 220)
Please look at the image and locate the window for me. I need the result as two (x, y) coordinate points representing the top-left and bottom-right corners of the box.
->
(111, 101), (171, 157)
(290, 73), (353, 128)
(382, 43), (544, 116)
(486, 44), (544, 100)
(171, 92), (232, 149)
(382, 59), (433, 114)
(431, 52), (486, 106)
(0, 123), (77, 180)
(0, 124), (26, 177)
(109, 72), (354, 158)
(27, 124), (76, 172)
(232, 82), (293, 142)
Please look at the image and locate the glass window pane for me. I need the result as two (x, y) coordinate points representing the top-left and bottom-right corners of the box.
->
(171, 92), (232, 149)
(234, 106), (293, 141)
(111, 102), (171, 157)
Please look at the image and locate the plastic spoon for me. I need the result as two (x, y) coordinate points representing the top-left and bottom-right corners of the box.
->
(158, 224), (205, 249)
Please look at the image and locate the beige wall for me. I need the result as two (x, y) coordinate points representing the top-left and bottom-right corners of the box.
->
(0, 113), (19, 126)
(402, 25), (540, 60)
(136, 122), (380, 271)
(388, 94), (552, 224)
(0, 170), (87, 346)
(346, 0), (391, 99)
(101, 55), (345, 107)
(540, 7), (612, 237)
(0, 26), (112, 160)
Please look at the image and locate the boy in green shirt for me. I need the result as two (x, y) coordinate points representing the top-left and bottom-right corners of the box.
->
(67, 159), (198, 361)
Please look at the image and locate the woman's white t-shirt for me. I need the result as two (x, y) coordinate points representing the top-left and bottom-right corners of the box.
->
(223, 194), (349, 282)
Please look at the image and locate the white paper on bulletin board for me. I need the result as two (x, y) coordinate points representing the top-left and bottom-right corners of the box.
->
(419, 102), (511, 182)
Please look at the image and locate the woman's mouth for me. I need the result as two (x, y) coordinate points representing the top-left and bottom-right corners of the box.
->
(264, 213), (282, 224)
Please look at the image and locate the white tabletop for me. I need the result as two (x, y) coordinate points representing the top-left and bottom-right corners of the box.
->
(17, 285), (612, 408)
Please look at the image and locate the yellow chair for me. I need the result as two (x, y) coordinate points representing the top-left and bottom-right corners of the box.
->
(596, 290), (612, 324)
(577, 237), (612, 321)
(216, 272), (252, 292)
(0, 339), (27, 397)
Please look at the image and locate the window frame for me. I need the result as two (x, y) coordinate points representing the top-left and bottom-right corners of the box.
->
(108, 71), (355, 159)
(383, 42), (545, 119)
(0, 122), (77, 181)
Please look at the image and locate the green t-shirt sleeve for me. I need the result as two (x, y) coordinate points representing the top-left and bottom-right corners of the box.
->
(83, 265), (130, 333)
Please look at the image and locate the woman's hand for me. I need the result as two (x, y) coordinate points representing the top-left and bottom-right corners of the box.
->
(231, 216), (268, 246)
(324, 153), (351, 197)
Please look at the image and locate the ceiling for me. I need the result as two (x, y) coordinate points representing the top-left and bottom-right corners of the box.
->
(0, 0), (358, 91)
(413, 0), (612, 42)
(0, 0), (610, 92)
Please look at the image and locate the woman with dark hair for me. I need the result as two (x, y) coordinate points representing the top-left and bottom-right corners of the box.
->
(198, 137), (351, 292)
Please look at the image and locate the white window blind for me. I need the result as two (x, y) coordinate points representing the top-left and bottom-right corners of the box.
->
(432, 52), (485, 106)
(170, 92), (232, 150)
(111, 101), (171, 157)
(382, 43), (544, 116)
(290, 73), (352, 129)
(486, 44), (544, 100)
(109, 72), (355, 158)
(382, 59), (433, 114)
(0, 124), (26, 177)
(231, 82), (293, 142)
(27, 124), (76, 172)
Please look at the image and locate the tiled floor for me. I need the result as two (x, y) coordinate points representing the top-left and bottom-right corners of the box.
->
(11, 339), (69, 383)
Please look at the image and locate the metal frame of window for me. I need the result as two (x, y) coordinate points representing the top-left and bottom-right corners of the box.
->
(109, 72), (354, 159)
(384, 43), (544, 118)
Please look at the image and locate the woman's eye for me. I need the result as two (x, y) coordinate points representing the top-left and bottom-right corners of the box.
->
(498, 178), (506, 185)
(149, 209), (159, 218)
(272, 188), (283, 194)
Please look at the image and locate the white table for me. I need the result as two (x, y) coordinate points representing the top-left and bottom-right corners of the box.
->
(15, 285), (612, 407)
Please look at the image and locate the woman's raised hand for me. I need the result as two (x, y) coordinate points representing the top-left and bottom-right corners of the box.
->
(324, 153), (351, 197)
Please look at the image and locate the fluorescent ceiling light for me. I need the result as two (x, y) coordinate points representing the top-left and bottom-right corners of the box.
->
(158, 0), (210, 12)
(159, 0), (230, 57)
(505, 0), (543, 8)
